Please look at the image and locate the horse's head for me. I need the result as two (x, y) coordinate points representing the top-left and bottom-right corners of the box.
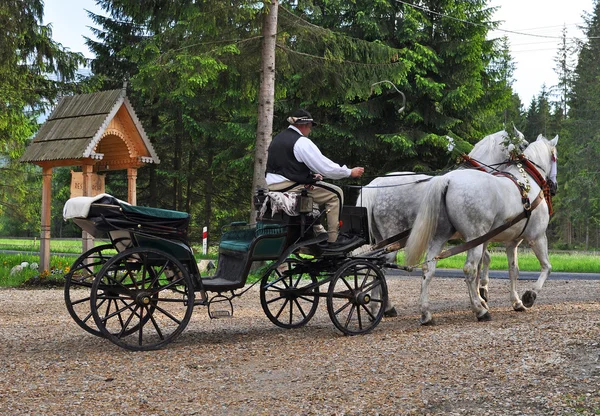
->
(523, 134), (559, 193)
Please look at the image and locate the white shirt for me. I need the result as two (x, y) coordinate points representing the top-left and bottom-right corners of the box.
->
(266, 126), (352, 185)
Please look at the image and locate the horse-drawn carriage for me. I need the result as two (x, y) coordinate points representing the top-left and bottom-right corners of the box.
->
(63, 190), (393, 351)
(63, 131), (559, 350)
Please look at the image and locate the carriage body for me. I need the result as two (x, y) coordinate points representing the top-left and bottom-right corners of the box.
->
(63, 191), (387, 351)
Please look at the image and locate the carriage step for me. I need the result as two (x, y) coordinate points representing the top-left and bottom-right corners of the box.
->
(209, 310), (232, 319)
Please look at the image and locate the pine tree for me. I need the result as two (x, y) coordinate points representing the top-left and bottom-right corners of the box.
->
(0, 0), (85, 226)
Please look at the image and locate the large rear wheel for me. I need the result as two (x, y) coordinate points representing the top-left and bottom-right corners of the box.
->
(327, 260), (387, 335)
(90, 247), (195, 351)
(260, 258), (319, 329)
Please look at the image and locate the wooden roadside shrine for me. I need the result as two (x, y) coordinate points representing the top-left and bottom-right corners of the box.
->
(19, 88), (160, 272)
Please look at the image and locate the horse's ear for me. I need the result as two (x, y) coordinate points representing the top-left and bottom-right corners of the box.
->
(536, 134), (544, 142)
(512, 123), (524, 139)
(551, 135), (559, 146)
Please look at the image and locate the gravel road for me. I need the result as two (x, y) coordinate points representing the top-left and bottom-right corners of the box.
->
(0, 276), (598, 415)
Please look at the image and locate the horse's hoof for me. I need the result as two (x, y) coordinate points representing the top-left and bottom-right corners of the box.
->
(384, 307), (398, 318)
(513, 302), (527, 312)
(420, 313), (434, 326)
(477, 311), (492, 322)
(479, 288), (488, 302)
(521, 290), (537, 308)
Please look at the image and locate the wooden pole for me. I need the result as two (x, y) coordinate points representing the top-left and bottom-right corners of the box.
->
(127, 167), (137, 205)
(40, 166), (52, 272)
(82, 164), (94, 254)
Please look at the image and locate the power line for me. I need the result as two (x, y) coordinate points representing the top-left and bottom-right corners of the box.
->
(395, 0), (598, 41)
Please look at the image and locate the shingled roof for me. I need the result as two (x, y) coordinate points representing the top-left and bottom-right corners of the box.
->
(20, 88), (160, 167)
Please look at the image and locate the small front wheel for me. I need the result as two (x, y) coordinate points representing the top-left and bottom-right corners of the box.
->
(90, 247), (195, 351)
(260, 258), (319, 329)
(327, 260), (387, 335)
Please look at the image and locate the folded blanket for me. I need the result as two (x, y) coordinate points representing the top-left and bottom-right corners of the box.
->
(63, 193), (129, 220)
(258, 192), (320, 219)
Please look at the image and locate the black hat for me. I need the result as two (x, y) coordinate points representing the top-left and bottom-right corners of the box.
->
(287, 109), (318, 126)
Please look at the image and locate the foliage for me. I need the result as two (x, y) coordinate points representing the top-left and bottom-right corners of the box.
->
(0, 0), (87, 234)
(556, 1), (600, 249)
(276, 0), (514, 176)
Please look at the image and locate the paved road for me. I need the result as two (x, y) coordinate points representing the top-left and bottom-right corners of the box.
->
(387, 267), (600, 280)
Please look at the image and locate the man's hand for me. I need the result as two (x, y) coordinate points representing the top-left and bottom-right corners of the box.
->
(313, 173), (323, 181)
(350, 167), (365, 178)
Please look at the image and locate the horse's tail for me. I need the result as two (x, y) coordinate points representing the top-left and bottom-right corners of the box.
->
(356, 184), (376, 244)
(404, 175), (450, 266)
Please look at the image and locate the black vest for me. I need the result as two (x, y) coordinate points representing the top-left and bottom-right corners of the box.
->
(266, 128), (315, 184)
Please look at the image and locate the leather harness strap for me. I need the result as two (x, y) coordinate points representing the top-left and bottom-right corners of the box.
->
(435, 191), (545, 261)
(460, 154), (488, 172)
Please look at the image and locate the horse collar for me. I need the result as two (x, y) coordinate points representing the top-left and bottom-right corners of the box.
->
(516, 155), (554, 215)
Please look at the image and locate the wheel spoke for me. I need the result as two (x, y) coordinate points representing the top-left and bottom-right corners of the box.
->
(274, 299), (290, 320)
(359, 304), (377, 322)
(292, 298), (308, 319)
(344, 304), (356, 328)
(153, 304), (183, 325)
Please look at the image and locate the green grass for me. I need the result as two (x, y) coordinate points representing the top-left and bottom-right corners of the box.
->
(0, 238), (217, 257)
(396, 250), (600, 273)
(0, 253), (75, 287)
(2, 239), (600, 288)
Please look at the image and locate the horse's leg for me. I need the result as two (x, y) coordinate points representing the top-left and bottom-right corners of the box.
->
(383, 250), (399, 317)
(478, 243), (491, 304)
(506, 241), (526, 311)
(464, 245), (491, 321)
(522, 235), (552, 308)
(419, 236), (448, 325)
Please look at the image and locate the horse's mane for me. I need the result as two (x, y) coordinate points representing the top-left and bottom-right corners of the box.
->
(468, 130), (507, 160)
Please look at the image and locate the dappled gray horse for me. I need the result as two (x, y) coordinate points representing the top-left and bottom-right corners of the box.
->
(404, 135), (558, 324)
(358, 129), (527, 315)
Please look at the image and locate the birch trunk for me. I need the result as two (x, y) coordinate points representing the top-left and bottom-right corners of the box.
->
(251, 0), (278, 222)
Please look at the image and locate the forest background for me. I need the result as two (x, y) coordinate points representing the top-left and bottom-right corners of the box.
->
(2, 0), (600, 250)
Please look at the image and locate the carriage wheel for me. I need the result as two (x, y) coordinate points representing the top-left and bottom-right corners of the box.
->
(90, 247), (195, 351)
(327, 260), (388, 335)
(260, 258), (319, 329)
(64, 244), (115, 337)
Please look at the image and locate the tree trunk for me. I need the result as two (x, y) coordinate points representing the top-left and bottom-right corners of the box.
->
(251, 0), (278, 223)
(204, 142), (214, 248)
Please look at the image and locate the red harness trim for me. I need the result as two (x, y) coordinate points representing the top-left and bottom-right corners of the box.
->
(517, 155), (553, 215)
(460, 154), (488, 172)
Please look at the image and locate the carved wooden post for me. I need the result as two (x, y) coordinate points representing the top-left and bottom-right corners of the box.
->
(82, 164), (94, 253)
(40, 166), (52, 272)
(127, 167), (137, 205)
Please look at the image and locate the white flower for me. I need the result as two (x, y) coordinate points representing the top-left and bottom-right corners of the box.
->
(30, 263), (39, 270)
(446, 136), (455, 152)
(10, 265), (23, 275)
(21, 261), (29, 268)
(507, 143), (515, 153)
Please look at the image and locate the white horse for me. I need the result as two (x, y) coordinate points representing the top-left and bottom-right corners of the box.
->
(358, 128), (527, 315)
(404, 135), (558, 324)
